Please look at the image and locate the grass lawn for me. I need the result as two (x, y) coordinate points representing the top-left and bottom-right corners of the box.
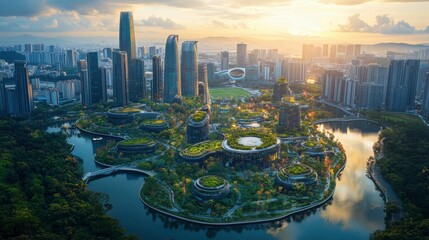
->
(376, 112), (421, 124)
(210, 88), (252, 98)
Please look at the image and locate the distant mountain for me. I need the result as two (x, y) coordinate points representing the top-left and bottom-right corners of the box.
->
(0, 34), (62, 44)
(363, 42), (429, 54)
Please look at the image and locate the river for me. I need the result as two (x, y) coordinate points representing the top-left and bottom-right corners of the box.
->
(47, 120), (385, 240)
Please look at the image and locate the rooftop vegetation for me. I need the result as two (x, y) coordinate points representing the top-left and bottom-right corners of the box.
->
(143, 119), (166, 125)
(225, 130), (277, 150)
(191, 111), (207, 122)
(285, 164), (311, 175)
(181, 140), (222, 156)
(199, 175), (225, 188)
(118, 138), (155, 146)
(110, 107), (141, 113)
(236, 110), (261, 120)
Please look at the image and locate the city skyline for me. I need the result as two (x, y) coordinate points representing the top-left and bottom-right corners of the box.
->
(0, 0), (428, 47)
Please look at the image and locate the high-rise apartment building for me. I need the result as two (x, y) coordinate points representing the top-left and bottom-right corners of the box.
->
(237, 43), (247, 67)
(14, 60), (33, 116)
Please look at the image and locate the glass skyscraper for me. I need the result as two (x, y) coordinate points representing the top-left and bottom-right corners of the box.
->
(152, 55), (163, 102)
(237, 43), (247, 67)
(113, 51), (129, 107)
(14, 60), (33, 116)
(164, 35), (181, 103)
(181, 41), (198, 98)
(87, 52), (104, 105)
(119, 12), (136, 62)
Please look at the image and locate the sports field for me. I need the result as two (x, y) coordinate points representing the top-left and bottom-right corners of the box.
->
(209, 88), (252, 98)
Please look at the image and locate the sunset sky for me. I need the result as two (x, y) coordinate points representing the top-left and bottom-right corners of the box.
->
(0, 0), (428, 45)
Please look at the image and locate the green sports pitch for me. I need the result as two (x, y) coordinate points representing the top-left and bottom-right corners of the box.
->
(209, 88), (252, 98)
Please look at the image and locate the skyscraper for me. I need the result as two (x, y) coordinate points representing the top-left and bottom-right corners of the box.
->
(422, 73), (429, 119)
(181, 41), (199, 98)
(164, 35), (181, 103)
(14, 60), (33, 116)
(120, 11), (139, 102)
(0, 77), (6, 116)
(66, 49), (76, 68)
(198, 63), (211, 104)
(237, 43), (247, 67)
(119, 12), (136, 62)
(385, 60), (420, 111)
(221, 51), (229, 70)
(112, 51), (129, 107)
(87, 52), (104, 105)
(135, 58), (147, 99)
(152, 55), (163, 102)
(78, 60), (90, 107)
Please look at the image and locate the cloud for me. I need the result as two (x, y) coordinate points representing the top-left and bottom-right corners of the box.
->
(339, 14), (429, 34)
(322, 0), (429, 5)
(137, 16), (184, 29)
(212, 20), (228, 29)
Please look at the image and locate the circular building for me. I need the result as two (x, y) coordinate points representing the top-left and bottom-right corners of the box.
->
(192, 175), (231, 201)
(276, 164), (318, 189)
(236, 110), (264, 124)
(108, 107), (142, 124)
(222, 130), (281, 168)
(228, 68), (246, 81)
(186, 111), (210, 144)
(117, 138), (157, 155)
(180, 140), (223, 162)
(141, 119), (169, 132)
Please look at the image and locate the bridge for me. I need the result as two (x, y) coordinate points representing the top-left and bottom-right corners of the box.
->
(82, 165), (156, 182)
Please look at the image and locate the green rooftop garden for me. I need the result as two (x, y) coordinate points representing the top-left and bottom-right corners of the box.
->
(285, 165), (311, 175)
(181, 140), (222, 156)
(236, 110), (261, 120)
(118, 138), (155, 146)
(191, 111), (207, 122)
(276, 78), (288, 83)
(225, 130), (277, 150)
(143, 119), (166, 125)
(199, 175), (225, 188)
(110, 107), (141, 113)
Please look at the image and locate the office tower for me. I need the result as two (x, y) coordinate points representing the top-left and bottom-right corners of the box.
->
(46, 88), (60, 106)
(87, 52), (104, 104)
(99, 67), (109, 102)
(417, 62), (429, 91)
(66, 49), (76, 68)
(274, 59), (283, 80)
(120, 11), (137, 102)
(322, 70), (343, 102)
(149, 46), (156, 58)
(129, 58), (146, 100)
(237, 43), (247, 67)
(78, 60), (90, 107)
(268, 49), (279, 61)
(302, 44), (314, 62)
(386, 60), (420, 111)
(422, 73), (429, 119)
(323, 44), (329, 58)
(152, 55), (163, 102)
(221, 51), (229, 70)
(138, 47), (147, 58)
(119, 12), (136, 62)
(181, 41), (199, 98)
(103, 48), (113, 59)
(164, 35), (181, 103)
(5, 87), (17, 115)
(198, 63), (211, 104)
(113, 51), (129, 107)
(14, 61), (33, 116)
(0, 77), (6, 116)
(248, 53), (258, 65)
(206, 62), (215, 86)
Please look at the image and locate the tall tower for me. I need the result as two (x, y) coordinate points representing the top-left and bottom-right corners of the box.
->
(0, 77), (6, 116)
(112, 51), (129, 107)
(237, 43), (247, 67)
(87, 52), (104, 105)
(14, 60), (33, 116)
(119, 12), (136, 62)
(386, 60), (420, 111)
(164, 35), (181, 103)
(78, 60), (90, 107)
(152, 55), (163, 102)
(221, 51), (229, 70)
(120, 12), (139, 102)
(181, 41), (198, 98)
(135, 58), (147, 99)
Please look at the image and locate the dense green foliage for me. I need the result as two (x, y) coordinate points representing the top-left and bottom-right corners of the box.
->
(118, 138), (154, 146)
(191, 111), (207, 122)
(110, 107), (141, 113)
(143, 119), (165, 125)
(285, 165), (311, 175)
(0, 119), (134, 239)
(371, 122), (429, 240)
(181, 140), (222, 156)
(199, 176), (225, 188)
(209, 88), (252, 98)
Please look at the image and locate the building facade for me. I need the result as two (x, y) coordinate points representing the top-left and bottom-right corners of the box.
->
(181, 41), (199, 98)
(112, 51), (129, 107)
(164, 35), (181, 103)
(152, 55), (163, 102)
